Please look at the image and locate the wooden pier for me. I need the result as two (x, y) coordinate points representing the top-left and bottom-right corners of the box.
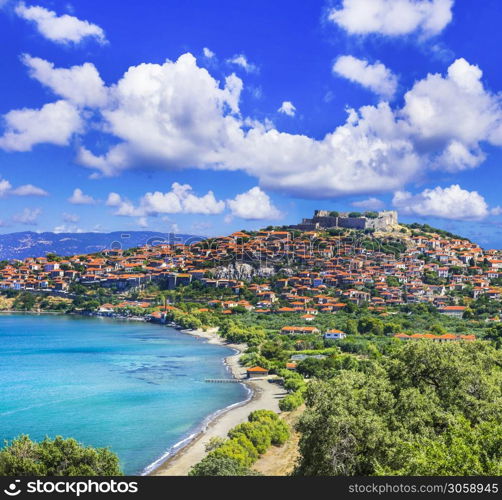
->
(205, 378), (243, 383)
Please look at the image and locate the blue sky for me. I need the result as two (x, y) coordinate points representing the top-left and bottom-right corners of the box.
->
(1, 0), (502, 247)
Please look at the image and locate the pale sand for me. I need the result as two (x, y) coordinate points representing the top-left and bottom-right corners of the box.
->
(149, 327), (287, 476)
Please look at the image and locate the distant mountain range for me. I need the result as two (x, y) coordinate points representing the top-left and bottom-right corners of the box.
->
(0, 231), (204, 260)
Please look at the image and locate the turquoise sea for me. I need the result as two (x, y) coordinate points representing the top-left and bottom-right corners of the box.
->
(0, 314), (248, 475)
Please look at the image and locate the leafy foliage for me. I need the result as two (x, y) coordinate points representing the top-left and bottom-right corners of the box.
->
(294, 342), (502, 476)
(190, 410), (289, 476)
(404, 223), (469, 241)
(0, 436), (122, 476)
(189, 455), (260, 476)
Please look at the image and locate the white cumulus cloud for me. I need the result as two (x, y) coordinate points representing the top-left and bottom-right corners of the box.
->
(10, 184), (48, 196)
(351, 197), (385, 210)
(12, 207), (42, 225)
(74, 53), (418, 196)
(0, 178), (48, 197)
(333, 55), (398, 99)
(329, 0), (454, 38)
(141, 183), (225, 215)
(227, 187), (282, 220)
(106, 192), (122, 207)
(53, 224), (84, 234)
(15, 2), (107, 44)
(392, 184), (491, 220)
(77, 54), (244, 176)
(227, 54), (258, 73)
(401, 58), (502, 171)
(108, 183), (225, 217)
(22, 54), (108, 108)
(0, 178), (12, 197)
(68, 188), (96, 205)
(137, 217), (149, 228)
(278, 101), (296, 116)
(0, 100), (82, 152)
(10, 52), (502, 202)
(203, 47), (215, 59)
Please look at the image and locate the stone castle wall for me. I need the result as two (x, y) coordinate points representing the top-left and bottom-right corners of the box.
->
(292, 210), (398, 232)
(337, 217), (366, 229)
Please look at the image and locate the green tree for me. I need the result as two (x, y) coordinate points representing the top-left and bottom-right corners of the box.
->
(211, 435), (258, 468)
(386, 276), (400, 287)
(0, 436), (122, 476)
(189, 455), (257, 476)
(358, 317), (384, 336)
(429, 323), (447, 335)
(294, 342), (502, 476)
(486, 323), (502, 348)
(279, 391), (303, 412)
(13, 292), (36, 311)
(204, 437), (225, 452)
(228, 422), (271, 454)
(247, 410), (289, 446)
(345, 319), (358, 336)
(376, 418), (502, 476)
(364, 211), (378, 219)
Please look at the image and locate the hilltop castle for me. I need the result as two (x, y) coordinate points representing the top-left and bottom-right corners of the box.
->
(292, 210), (398, 232)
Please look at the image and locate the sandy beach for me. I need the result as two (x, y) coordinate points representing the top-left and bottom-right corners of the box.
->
(149, 327), (287, 476)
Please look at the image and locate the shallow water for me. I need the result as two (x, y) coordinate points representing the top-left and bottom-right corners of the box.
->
(0, 314), (247, 474)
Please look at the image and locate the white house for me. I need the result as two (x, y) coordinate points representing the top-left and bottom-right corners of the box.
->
(324, 329), (347, 340)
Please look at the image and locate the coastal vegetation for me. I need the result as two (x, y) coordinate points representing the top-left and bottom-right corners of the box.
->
(189, 410), (289, 476)
(277, 370), (306, 412)
(0, 436), (122, 476)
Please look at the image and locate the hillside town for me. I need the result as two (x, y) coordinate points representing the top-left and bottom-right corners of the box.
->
(1, 213), (501, 338)
(1, 216), (502, 479)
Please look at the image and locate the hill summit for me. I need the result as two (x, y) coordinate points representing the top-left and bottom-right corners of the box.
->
(291, 210), (398, 232)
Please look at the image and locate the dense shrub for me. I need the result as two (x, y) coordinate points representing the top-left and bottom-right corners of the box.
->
(284, 377), (305, 392)
(0, 436), (122, 476)
(189, 455), (257, 476)
(190, 409), (290, 476)
(248, 409), (278, 422)
(269, 420), (290, 446)
(228, 422), (271, 454)
(279, 392), (303, 412)
(248, 410), (290, 446)
(211, 435), (258, 468)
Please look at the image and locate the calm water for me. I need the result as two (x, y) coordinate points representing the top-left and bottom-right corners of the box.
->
(0, 314), (248, 474)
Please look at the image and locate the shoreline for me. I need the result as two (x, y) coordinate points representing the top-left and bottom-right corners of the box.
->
(140, 327), (251, 475)
(0, 310), (147, 321)
(0, 310), (65, 314)
(147, 327), (286, 476)
(0, 311), (286, 476)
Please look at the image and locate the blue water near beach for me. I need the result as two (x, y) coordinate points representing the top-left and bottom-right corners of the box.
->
(0, 314), (248, 475)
